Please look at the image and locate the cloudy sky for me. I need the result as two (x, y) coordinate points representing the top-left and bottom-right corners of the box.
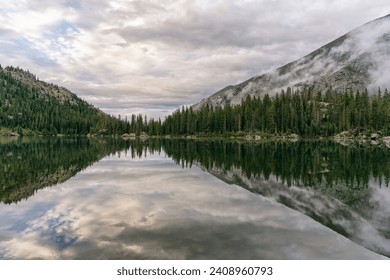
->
(0, 0), (389, 118)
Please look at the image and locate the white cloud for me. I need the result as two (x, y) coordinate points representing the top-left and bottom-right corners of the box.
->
(0, 0), (389, 118)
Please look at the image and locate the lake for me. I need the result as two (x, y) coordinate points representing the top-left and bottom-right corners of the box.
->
(0, 137), (389, 259)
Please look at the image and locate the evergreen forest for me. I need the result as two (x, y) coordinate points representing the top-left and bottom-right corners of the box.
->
(159, 88), (390, 137)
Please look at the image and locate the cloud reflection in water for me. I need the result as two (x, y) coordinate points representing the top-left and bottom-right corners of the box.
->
(0, 153), (385, 259)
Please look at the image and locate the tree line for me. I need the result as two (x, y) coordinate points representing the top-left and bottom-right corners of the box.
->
(157, 88), (389, 137)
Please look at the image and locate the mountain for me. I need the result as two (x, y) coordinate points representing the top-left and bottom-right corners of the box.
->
(193, 14), (390, 110)
(3, 66), (78, 103)
(0, 66), (127, 136)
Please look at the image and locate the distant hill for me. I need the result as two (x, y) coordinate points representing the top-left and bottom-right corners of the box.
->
(193, 14), (390, 110)
(0, 66), (128, 136)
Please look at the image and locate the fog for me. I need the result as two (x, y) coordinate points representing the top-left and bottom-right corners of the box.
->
(195, 13), (390, 108)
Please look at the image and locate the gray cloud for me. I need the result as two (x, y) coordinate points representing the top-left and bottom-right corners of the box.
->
(111, 5), (259, 48)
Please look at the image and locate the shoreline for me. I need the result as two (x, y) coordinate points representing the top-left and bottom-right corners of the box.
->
(1, 130), (389, 148)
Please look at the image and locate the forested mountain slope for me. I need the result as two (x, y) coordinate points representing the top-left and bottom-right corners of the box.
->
(0, 66), (128, 136)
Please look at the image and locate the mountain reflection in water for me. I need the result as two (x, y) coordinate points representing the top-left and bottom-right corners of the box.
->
(0, 138), (389, 259)
(162, 139), (390, 258)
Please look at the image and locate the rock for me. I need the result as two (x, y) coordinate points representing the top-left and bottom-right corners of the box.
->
(122, 133), (136, 139)
(334, 131), (353, 139)
(1, 131), (19, 137)
(382, 136), (390, 148)
(370, 133), (380, 140)
(93, 129), (108, 136)
(140, 132), (149, 138)
(254, 135), (262, 140)
(287, 134), (299, 142)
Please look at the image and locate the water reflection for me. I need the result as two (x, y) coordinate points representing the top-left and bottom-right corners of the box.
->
(159, 139), (390, 258)
(0, 137), (130, 204)
(0, 138), (389, 259)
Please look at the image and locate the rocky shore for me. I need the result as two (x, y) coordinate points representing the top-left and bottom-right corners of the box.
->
(334, 130), (390, 147)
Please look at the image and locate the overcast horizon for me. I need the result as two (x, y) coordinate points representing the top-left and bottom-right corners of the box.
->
(1, 0), (389, 119)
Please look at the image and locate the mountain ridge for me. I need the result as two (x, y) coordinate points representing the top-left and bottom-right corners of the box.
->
(193, 14), (390, 110)
(3, 66), (77, 103)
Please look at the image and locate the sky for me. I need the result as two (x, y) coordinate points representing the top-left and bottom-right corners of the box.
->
(0, 0), (389, 119)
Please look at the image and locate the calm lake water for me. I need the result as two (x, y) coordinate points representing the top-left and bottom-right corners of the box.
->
(0, 137), (389, 259)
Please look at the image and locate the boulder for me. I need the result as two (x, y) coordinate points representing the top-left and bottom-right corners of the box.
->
(383, 136), (390, 148)
(140, 132), (149, 138)
(1, 131), (20, 137)
(370, 133), (380, 140)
